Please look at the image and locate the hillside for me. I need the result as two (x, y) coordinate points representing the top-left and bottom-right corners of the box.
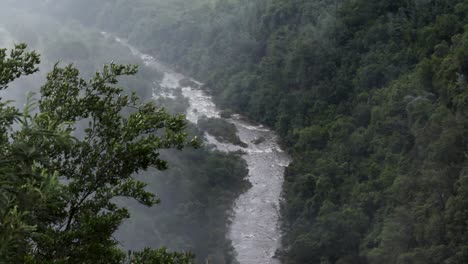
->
(14, 0), (468, 263)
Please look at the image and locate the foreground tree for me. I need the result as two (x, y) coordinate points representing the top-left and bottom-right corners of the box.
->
(0, 44), (196, 263)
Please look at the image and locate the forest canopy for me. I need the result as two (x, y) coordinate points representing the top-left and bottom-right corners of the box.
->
(70, 0), (468, 263)
(1, 0), (468, 263)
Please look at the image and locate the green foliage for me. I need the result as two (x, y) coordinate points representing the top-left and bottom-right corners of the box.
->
(22, 0), (468, 262)
(118, 144), (249, 263)
(80, 0), (468, 263)
(0, 9), (251, 261)
(127, 248), (194, 264)
(0, 44), (195, 263)
(0, 43), (40, 89)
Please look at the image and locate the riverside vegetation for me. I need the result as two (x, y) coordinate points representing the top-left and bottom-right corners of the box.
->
(0, 5), (250, 263)
(3, 0), (468, 263)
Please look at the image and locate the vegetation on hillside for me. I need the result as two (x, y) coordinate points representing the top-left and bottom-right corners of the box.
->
(3, 0), (468, 263)
(0, 7), (250, 263)
(72, 0), (468, 263)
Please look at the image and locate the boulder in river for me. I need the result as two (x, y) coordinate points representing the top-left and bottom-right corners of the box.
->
(179, 77), (199, 88)
(252, 136), (266, 145)
(220, 109), (234, 118)
(198, 117), (248, 148)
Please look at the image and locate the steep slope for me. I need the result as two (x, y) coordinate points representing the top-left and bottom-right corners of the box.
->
(40, 0), (468, 263)
(0, 6), (251, 263)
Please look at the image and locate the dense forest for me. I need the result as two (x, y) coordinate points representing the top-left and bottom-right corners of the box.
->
(0, 4), (249, 263)
(2, 0), (468, 263)
(50, 0), (468, 263)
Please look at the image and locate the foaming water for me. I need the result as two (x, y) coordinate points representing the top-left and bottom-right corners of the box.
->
(108, 33), (291, 264)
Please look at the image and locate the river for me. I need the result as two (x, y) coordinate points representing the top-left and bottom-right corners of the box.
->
(110, 34), (291, 264)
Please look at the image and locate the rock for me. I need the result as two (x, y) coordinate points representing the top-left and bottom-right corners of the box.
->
(252, 136), (266, 145)
(220, 109), (234, 118)
(198, 117), (248, 148)
(178, 77), (199, 88)
(232, 149), (247, 155)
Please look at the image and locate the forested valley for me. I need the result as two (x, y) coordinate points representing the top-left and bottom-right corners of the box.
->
(1, 0), (468, 263)
(0, 3), (249, 263)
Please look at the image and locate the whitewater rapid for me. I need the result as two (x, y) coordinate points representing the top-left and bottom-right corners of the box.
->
(111, 34), (291, 264)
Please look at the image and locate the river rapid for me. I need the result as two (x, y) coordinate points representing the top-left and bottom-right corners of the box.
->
(111, 35), (291, 264)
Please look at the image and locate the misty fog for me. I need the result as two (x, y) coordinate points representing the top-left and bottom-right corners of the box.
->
(2, 0), (468, 263)
(0, 1), (288, 263)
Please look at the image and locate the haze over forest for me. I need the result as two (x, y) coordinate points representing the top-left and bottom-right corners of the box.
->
(1, 0), (467, 264)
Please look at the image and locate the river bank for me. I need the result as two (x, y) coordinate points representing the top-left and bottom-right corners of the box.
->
(111, 34), (291, 264)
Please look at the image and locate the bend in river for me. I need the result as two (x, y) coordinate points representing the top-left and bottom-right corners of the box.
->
(110, 34), (291, 264)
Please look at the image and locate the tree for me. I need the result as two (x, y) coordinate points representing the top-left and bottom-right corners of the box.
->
(0, 44), (196, 263)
